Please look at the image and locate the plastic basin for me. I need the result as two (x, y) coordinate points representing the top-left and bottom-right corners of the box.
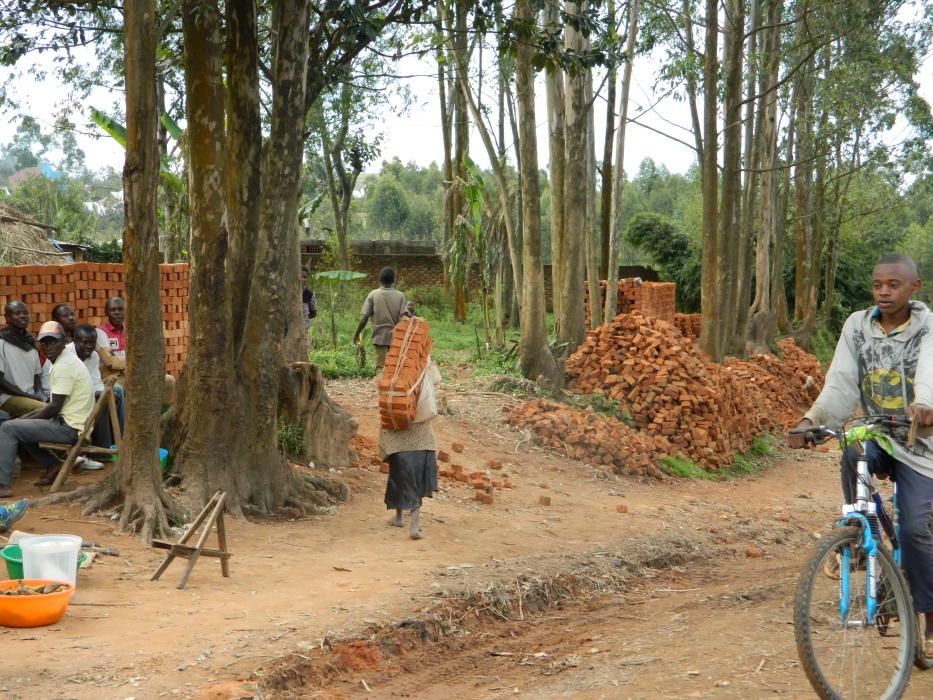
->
(20, 535), (83, 586)
(0, 579), (75, 627)
(2, 545), (86, 581)
(112, 447), (169, 474)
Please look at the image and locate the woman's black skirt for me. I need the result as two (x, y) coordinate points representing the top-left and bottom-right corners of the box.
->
(384, 450), (438, 511)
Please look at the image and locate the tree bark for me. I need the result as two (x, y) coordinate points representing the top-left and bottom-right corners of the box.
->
(170, 0), (238, 515)
(747, 0), (783, 353)
(731, 0), (759, 354)
(584, 69), (601, 330)
(116, 0), (172, 540)
(718, 0), (744, 357)
(435, 7), (453, 291)
(225, 0), (262, 349)
(544, 1), (565, 329)
(598, 0), (617, 282)
(558, 1), (588, 353)
(698, 0), (721, 359)
(515, 0), (562, 385)
(451, 0), (470, 322)
(604, 0), (640, 324)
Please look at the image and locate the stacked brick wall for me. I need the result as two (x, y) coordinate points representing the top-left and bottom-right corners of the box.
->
(0, 263), (190, 376)
(584, 279), (677, 325)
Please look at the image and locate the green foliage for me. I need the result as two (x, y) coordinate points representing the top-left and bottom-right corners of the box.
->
(312, 270), (368, 350)
(1, 173), (97, 240)
(82, 238), (122, 263)
(624, 211), (701, 311)
(310, 348), (376, 380)
(276, 422), (306, 458)
(404, 285), (453, 315)
(367, 177), (410, 234)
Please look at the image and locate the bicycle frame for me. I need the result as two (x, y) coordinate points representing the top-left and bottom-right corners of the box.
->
(815, 417), (908, 628)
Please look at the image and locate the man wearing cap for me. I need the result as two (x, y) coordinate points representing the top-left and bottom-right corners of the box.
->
(0, 321), (95, 496)
(0, 300), (46, 417)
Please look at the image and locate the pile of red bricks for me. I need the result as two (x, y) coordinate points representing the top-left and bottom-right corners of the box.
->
(504, 398), (670, 478)
(560, 312), (823, 470)
(378, 316), (432, 430)
(673, 313), (701, 340)
(0, 263), (190, 376)
(584, 279), (677, 326)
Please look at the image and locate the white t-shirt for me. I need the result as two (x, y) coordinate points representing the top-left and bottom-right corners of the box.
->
(0, 338), (41, 404)
(50, 350), (95, 431)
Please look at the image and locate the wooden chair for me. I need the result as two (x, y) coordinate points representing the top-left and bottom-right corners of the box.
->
(40, 375), (123, 493)
(151, 491), (231, 589)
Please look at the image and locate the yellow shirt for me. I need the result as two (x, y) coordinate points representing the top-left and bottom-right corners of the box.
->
(50, 350), (95, 431)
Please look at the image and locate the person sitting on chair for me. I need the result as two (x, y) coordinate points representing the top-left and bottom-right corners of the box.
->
(0, 300), (46, 417)
(0, 321), (95, 494)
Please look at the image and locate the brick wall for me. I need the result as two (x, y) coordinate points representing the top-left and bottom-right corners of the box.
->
(0, 263), (190, 376)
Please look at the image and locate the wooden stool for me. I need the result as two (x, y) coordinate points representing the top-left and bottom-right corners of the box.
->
(151, 491), (230, 589)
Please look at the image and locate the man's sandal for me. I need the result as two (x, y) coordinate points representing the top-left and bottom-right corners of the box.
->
(33, 466), (61, 487)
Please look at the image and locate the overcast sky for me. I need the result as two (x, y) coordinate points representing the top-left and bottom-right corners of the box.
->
(1, 25), (930, 182)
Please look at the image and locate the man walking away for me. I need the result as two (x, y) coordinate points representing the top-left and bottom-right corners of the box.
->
(353, 267), (409, 372)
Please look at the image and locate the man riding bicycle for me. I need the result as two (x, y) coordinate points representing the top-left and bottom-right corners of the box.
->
(788, 253), (933, 659)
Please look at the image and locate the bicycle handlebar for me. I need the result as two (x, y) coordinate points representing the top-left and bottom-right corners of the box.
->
(796, 414), (911, 447)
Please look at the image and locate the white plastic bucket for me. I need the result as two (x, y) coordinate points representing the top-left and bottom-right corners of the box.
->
(21, 534), (83, 586)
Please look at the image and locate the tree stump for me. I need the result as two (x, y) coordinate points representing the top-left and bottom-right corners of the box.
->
(279, 362), (358, 468)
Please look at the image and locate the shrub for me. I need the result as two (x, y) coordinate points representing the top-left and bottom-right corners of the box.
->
(277, 422), (306, 458)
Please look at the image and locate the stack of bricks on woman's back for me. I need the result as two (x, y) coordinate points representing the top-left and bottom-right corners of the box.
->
(508, 312), (824, 473)
(378, 316), (432, 430)
(0, 262), (190, 376)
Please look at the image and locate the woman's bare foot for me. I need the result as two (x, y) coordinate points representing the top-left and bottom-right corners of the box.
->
(409, 508), (422, 540)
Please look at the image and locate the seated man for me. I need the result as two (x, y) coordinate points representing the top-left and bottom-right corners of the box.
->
(51, 303), (77, 342)
(0, 321), (95, 496)
(72, 323), (119, 464)
(0, 300), (46, 417)
(97, 296), (176, 409)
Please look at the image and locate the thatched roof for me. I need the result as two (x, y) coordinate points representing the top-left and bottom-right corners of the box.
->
(0, 202), (73, 265)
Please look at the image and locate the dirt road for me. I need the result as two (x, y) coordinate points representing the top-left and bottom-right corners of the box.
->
(2, 380), (932, 698)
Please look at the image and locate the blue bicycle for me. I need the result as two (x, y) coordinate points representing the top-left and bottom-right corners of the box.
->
(794, 415), (933, 699)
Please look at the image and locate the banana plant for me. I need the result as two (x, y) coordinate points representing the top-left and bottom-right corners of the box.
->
(90, 107), (184, 193)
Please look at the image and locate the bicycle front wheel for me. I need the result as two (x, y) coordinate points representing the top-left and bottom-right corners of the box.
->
(795, 525), (916, 699)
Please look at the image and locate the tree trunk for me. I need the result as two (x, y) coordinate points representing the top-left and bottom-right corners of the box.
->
(584, 69), (601, 330)
(747, 0), (782, 353)
(544, 1), (565, 330)
(169, 0), (238, 515)
(731, 0), (759, 355)
(792, 54), (816, 327)
(515, 0), (562, 385)
(599, 0), (617, 282)
(604, 0), (640, 324)
(698, 0), (721, 359)
(113, 0), (172, 540)
(558, 1), (588, 353)
(225, 0), (262, 349)
(436, 8), (453, 292)
(451, 0), (470, 322)
(718, 0), (744, 357)
(772, 94), (795, 334)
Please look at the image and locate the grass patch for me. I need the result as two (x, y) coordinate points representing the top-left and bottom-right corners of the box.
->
(310, 348), (374, 380)
(661, 434), (774, 480)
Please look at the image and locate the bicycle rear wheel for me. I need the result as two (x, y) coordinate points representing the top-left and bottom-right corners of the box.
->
(795, 526), (915, 699)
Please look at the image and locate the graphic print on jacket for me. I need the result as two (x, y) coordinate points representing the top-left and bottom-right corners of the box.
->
(853, 308), (929, 456)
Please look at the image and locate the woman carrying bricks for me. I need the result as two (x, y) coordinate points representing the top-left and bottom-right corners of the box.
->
(379, 360), (442, 540)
